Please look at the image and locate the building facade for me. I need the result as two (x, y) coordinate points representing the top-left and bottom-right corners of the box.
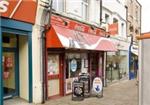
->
(101, 0), (130, 84)
(137, 33), (150, 105)
(33, 0), (116, 102)
(0, 0), (141, 105)
(0, 1), (37, 105)
(126, 0), (141, 79)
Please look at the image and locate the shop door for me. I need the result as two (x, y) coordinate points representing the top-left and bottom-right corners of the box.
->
(91, 53), (99, 80)
(3, 49), (19, 99)
(47, 54), (61, 98)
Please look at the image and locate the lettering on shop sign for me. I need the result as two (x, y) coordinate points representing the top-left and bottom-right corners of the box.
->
(0, 0), (23, 18)
(0, 0), (9, 13)
(74, 25), (85, 32)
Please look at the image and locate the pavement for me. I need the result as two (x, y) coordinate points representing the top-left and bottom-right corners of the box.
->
(4, 79), (138, 105)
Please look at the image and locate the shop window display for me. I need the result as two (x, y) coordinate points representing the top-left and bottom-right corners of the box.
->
(106, 51), (128, 83)
(65, 53), (87, 94)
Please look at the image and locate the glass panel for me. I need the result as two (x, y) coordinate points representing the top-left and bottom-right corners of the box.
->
(48, 54), (59, 75)
(82, 2), (88, 20)
(2, 33), (17, 48)
(48, 79), (60, 96)
(3, 52), (16, 96)
(70, 59), (81, 78)
(52, 0), (64, 12)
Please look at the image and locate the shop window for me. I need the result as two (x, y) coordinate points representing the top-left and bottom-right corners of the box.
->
(66, 58), (81, 79)
(52, 0), (64, 12)
(2, 33), (17, 48)
(48, 54), (59, 75)
(105, 14), (110, 24)
(121, 23), (124, 36)
(113, 18), (118, 23)
(82, 0), (88, 20)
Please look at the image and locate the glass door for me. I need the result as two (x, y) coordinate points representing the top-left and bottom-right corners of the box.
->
(47, 54), (60, 97)
(2, 51), (18, 99)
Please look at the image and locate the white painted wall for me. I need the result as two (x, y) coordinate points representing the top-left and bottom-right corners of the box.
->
(66, 0), (83, 20)
(103, 0), (126, 20)
(140, 39), (150, 105)
(32, 3), (44, 103)
(19, 36), (29, 101)
(102, 0), (127, 38)
(139, 40), (142, 105)
(32, 25), (43, 103)
(88, 0), (100, 24)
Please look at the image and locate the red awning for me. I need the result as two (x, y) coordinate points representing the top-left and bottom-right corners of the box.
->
(96, 39), (117, 51)
(46, 25), (117, 52)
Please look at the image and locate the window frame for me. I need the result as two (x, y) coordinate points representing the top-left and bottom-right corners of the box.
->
(81, 0), (89, 20)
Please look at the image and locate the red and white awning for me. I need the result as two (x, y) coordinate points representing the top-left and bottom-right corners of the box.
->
(46, 25), (117, 52)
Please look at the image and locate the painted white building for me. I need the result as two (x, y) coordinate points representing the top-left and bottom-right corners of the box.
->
(31, 0), (129, 103)
(137, 33), (150, 105)
(101, 0), (130, 82)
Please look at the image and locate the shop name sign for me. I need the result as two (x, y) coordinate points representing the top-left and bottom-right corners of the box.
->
(0, 0), (23, 18)
(108, 23), (118, 35)
(0, 0), (9, 13)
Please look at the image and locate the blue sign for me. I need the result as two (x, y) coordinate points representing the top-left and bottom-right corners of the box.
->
(70, 59), (77, 72)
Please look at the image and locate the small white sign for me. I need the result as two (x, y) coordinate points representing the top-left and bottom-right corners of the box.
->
(92, 77), (103, 93)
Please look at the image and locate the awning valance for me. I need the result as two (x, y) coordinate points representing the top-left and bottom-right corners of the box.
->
(46, 25), (117, 52)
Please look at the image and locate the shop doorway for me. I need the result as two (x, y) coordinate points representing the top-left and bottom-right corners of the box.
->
(47, 54), (63, 98)
(91, 53), (99, 80)
(2, 34), (19, 99)
(3, 50), (19, 99)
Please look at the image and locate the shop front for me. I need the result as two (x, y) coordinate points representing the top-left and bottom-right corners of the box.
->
(129, 44), (138, 79)
(46, 14), (117, 99)
(106, 50), (128, 82)
(0, 1), (37, 105)
(106, 39), (130, 83)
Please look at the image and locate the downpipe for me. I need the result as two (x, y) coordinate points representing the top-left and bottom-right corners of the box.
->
(40, 0), (53, 104)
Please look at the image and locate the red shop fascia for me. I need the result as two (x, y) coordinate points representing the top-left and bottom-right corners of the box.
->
(45, 14), (117, 99)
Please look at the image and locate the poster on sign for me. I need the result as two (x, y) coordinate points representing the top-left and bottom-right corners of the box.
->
(70, 59), (77, 72)
(92, 77), (103, 94)
(5, 56), (13, 68)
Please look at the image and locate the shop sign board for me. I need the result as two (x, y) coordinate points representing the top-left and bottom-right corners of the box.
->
(108, 23), (118, 35)
(70, 59), (77, 72)
(92, 77), (103, 93)
(51, 15), (105, 36)
(1, 0), (37, 24)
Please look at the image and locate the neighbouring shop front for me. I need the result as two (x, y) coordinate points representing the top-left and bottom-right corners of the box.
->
(106, 39), (129, 83)
(0, 1), (37, 105)
(129, 44), (138, 79)
(45, 14), (117, 99)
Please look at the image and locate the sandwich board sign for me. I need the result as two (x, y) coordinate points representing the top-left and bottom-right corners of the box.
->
(92, 77), (103, 94)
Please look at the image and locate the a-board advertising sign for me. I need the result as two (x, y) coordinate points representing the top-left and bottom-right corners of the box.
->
(92, 77), (103, 94)
(72, 81), (84, 101)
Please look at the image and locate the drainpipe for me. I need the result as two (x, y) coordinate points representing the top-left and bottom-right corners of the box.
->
(100, 0), (102, 26)
(40, 0), (53, 104)
(129, 35), (133, 80)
